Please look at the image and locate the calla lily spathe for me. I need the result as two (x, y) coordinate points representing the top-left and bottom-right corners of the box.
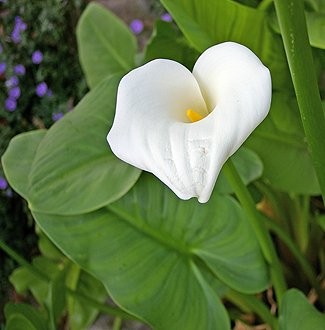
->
(107, 42), (271, 203)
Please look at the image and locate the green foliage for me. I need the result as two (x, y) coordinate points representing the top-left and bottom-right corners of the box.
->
(77, 3), (137, 88)
(279, 289), (325, 330)
(145, 20), (200, 69)
(5, 303), (48, 330)
(2, 87), (268, 329)
(2, 1), (325, 329)
(31, 174), (268, 330)
(246, 93), (320, 194)
(160, 0), (292, 91)
(8, 228), (108, 330)
(2, 76), (141, 215)
(216, 147), (263, 194)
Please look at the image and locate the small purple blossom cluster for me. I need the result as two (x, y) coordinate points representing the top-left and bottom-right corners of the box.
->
(3, 66), (24, 112)
(1, 15), (54, 115)
(0, 176), (12, 198)
(129, 12), (172, 35)
(11, 16), (27, 44)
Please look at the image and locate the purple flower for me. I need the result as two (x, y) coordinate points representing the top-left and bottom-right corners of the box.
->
(8, 86), (21, 99)
(32, 50), (43, 64)
(0, 62), (6, 75)
(14, 16), (27, 31)
(14, 64), (26, 75)
(5, 98), (17, 112)
(52, 112), (64, 122)
(161, 13), (172, 22)
(36, 82), (48, 97)
(130, 19), (144, 35)
(0, 176), (8, 190)
(11, 17), (27, 44)
(11, 28), (21, 44)
(5, 76), (19, 88)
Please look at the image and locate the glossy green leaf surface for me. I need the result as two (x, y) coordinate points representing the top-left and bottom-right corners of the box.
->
(32, 173), (269, 330)
(145, 20), (199, 69)
(26, 75), (140, 215)
(160, 0), (292, 91)
(269, 10), (325, 50)
(246, 93), (320, 194)
(216, 147), (263, 194)
(279, 289), (325, 330)
(1, 130), (46, 200)
(77, 3), (136, 88)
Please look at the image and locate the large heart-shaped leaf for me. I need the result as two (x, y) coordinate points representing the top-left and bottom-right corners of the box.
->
(25, 75), (140, 215)
(160, 0), (292, 91)
(1, 130), (46, 200)
(77, 3), (136, 88)
(279, 289), (325, 330)
(32, 173), (269, 330)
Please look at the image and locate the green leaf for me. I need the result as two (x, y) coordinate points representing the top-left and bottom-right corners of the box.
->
(5, 303), (48, 330)
(10, 256), (63, 306)
(216, 147), (263, 194)
(305, 12), (325, 50)
(316, 214), (325, 231)
(269, 10), (325, 50)
(46, 267), (67, 328)
(67, 269), (107, 330)
(27, 75), (141, 215)
(246, 93), (320, 194)
(279, 289), (325, 330)
(160, 0), (292, 91)
(32, 174), (269, 330)
(37, 228), (63, 261)
(77, 3), (136, 88)
(1, 130), (46, 200)
(144, 20), (200, 69)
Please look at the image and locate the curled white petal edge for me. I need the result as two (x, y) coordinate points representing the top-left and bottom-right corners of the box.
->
(107, 42), (272, 203)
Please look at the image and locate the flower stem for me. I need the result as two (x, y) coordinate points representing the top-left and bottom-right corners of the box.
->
(0, 238), (137, 320)
(264, 216), (325, 307)
(225, 290), (278, 329)
(223, 159), (287, 304)
(273, 0), (325, 202)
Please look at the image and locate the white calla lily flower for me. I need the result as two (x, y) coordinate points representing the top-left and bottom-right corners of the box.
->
(107, 42), (271, 203)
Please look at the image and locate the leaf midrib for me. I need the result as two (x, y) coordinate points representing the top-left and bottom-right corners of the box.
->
(107, 204), (193, 258)
(88, 19), (132, 72)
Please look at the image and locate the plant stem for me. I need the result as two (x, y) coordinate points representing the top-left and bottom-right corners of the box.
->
(264, 216), (325, 307)
(225, 289), (278, 330)
(0, 238), (48, 282)
(0, 238), (137, 321)
(223, 159), (287, 304)
(225, 290), (278, 329)
(290, 195), (309, 252)
(273, 0), (325, 202)
(112, 317), (123, 330)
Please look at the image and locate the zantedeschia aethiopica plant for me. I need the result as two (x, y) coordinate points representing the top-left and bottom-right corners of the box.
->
(107, 42), (272, 202)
